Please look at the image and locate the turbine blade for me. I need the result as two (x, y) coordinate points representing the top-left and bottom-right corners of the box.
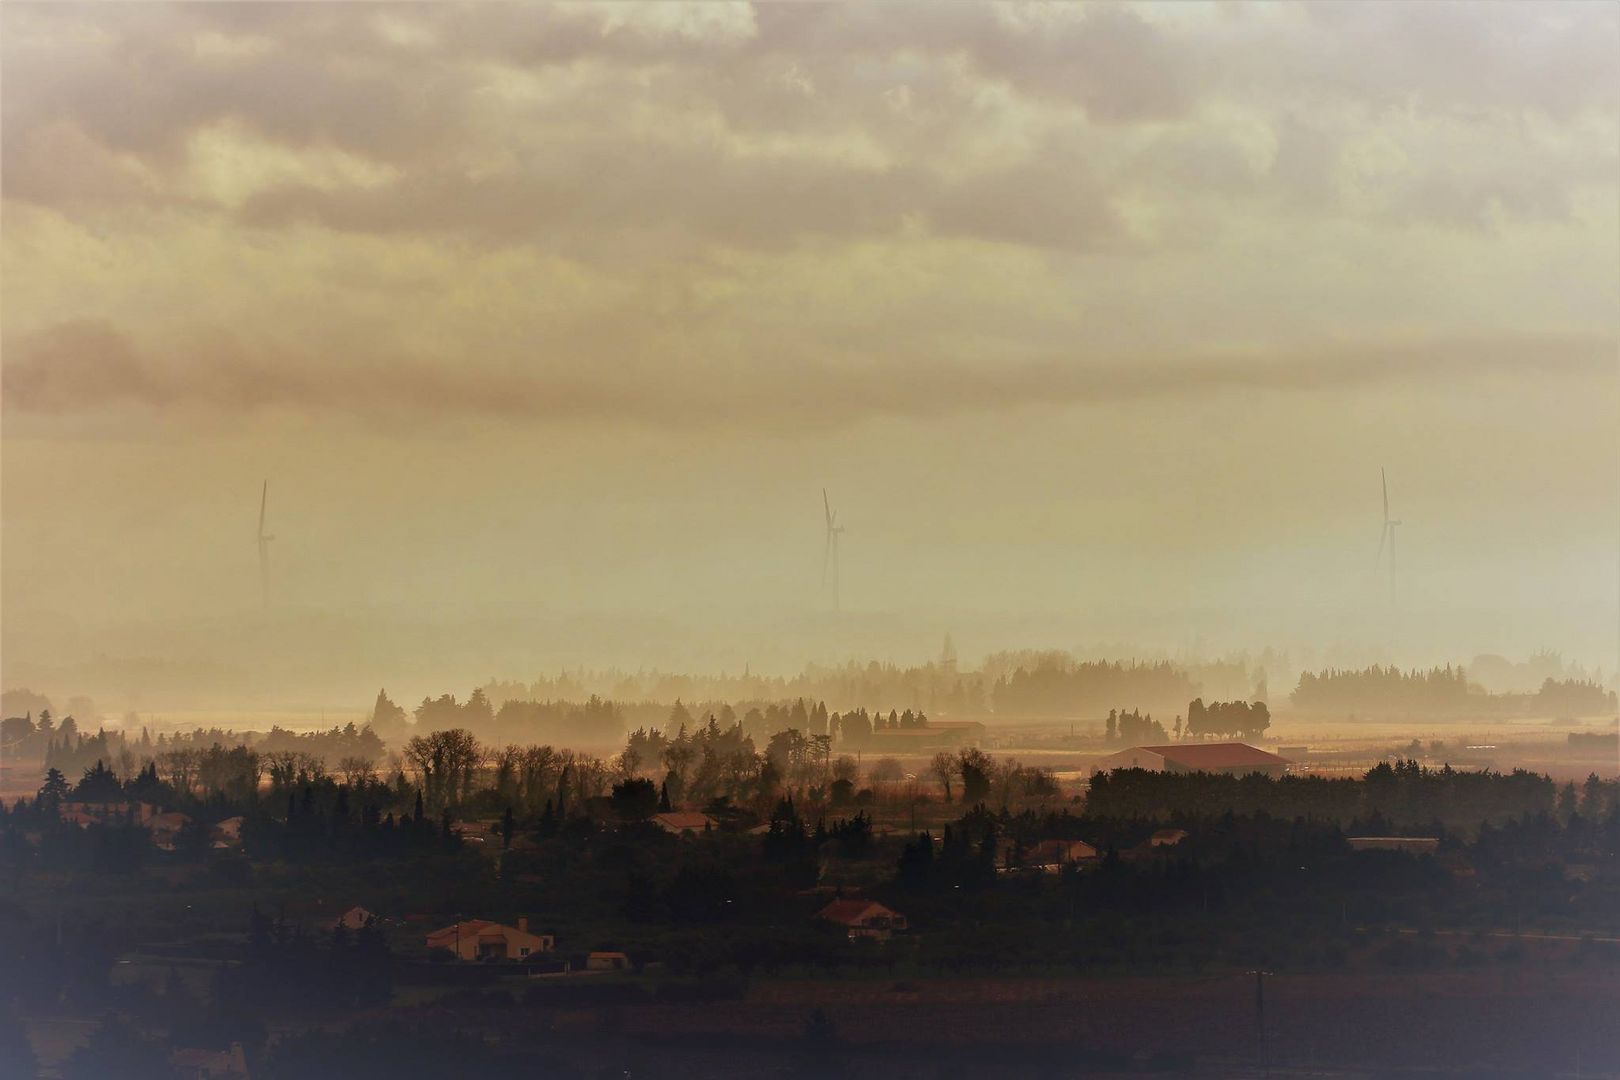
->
(823, 488), (832, 528)
(1376, 523), (1387, 562)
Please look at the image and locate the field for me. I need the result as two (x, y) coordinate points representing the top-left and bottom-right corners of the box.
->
(312, 959), (1620, 1078)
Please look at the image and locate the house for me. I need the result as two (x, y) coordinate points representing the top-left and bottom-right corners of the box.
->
(425, 917), (554, 961)
(1090, 742), (1292, 779)
(148, 811), (193, 850)
(1149, 828), (1189, 847)
(170, 1042), (251, 1079)
(1347, 837), (1440, 855)
(652, 811), (714, 836)
(58, 805), (110, 828)
(211, 816), (245, 848)
(331, 906), (376, 931)
(58, 800), (154, 827)
(817, 899), (908, 942)
(586, 950), (631, 971)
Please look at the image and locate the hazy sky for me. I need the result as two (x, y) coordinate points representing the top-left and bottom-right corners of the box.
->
(3, 2), (1617, 708)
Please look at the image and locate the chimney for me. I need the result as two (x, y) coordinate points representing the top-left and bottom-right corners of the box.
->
(517, 917), (528, 933)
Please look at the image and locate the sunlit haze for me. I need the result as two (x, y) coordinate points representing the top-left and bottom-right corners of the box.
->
(4, 2), (1617, 714)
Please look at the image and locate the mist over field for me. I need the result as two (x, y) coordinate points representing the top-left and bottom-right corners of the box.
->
(4, 7), (1620, 1080)
(3, 2), (1619, 721)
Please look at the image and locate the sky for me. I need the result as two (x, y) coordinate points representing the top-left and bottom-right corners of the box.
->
(2, 2), (1617, 713)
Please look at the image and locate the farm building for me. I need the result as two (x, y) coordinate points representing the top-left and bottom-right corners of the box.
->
(652, 811), (715, 836)
(817, 899), (908, 941)
(1090, 742), (1291, 779)
(425, 917), (554, 961)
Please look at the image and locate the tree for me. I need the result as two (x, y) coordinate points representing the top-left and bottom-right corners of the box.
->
(463, 687), (494, 730)
(74, 761), (123, 803)
(611, 777), (658, 822)
(930, 752), (956, 802)
(369, 689), (409, 743)
(38, 767), (70, 811)
(402, 729), (482, 811)
(958, 748), (992, 804)
(869, 757), (904, 784)
(338, 755), (377, 790)
(1244, 701), (1271, 739)
(1186, 698), (1207, 738)
(500, 806), (516, 850)
(1557, 782), (1578, 824)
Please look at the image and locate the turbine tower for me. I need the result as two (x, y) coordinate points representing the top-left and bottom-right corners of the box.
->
(1376, 467), (1401, 608)
(821, 488), (844, 613)
(257, 480), (275, 609)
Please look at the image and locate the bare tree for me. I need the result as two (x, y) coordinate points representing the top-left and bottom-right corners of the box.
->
(992, 757), (1023, 808)
(491, 745), (523, 805)
(337, 755), (378, 790)
(519, 745), (558, 812)
(930, 751), (957, 803)
(264, 751), (301, 791)
(403, 729), (482, 811)
(158, 748), (200, 796)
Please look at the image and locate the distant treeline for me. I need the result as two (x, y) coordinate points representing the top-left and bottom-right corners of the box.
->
(480, 660), (986, 718)
(1290, 666), (1616, 717)
(992, 660), (1200, 719)
(381, 685), (957, 755)
(9, 716), (386, 791)
(1085, 758), (1607, 828)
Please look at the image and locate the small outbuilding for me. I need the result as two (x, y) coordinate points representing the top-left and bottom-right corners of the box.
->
(331, 906), (377, 931)
(586, 950), (631, 971)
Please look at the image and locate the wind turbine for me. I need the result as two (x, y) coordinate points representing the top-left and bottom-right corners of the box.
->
(257, 480), (275, 609)
(821, 488), (844, 613)
(1376, 468), (1401, 608)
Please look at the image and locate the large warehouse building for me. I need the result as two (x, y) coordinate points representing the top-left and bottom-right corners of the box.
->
(1089, 742), (1292, 779)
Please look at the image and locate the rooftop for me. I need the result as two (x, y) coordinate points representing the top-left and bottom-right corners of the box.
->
(1139, 743), (1292, 769)
(817, 898), (900, 925)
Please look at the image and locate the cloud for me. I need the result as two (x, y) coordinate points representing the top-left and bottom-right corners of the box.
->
(4, 1), (1613, 243)
(6, 319), (1610, 429)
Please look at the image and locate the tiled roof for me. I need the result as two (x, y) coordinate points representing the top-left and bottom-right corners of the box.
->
(817, 899), (899, 925)
(652, 812), (714, 831)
